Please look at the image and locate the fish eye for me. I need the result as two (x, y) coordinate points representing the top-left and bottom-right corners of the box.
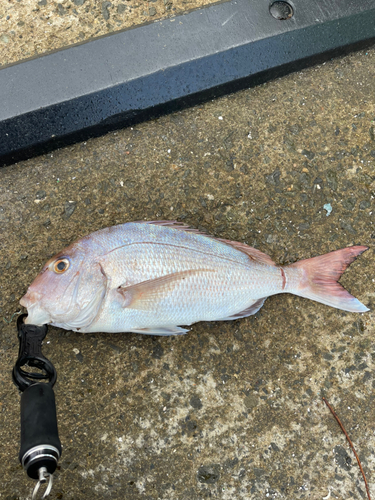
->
(53, 258), (70, 274)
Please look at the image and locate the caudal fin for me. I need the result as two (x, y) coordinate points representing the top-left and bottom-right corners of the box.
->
(287, 246), (369, 313)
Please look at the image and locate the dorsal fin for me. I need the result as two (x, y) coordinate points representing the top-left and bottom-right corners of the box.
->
(135, 221), (275, 266)
(217, 239), (276, 266)
(135, 220), (207, 235)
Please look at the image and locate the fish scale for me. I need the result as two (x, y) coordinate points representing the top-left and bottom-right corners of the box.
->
(88, 231), (283, 332)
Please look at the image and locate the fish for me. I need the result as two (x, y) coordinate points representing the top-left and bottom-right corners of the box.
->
(20, 220), (369, 334)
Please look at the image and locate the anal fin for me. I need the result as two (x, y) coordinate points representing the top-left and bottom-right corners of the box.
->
(218, 297), (267, 320)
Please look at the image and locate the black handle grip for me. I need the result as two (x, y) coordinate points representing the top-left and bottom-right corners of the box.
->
(19, 383), (62, 479)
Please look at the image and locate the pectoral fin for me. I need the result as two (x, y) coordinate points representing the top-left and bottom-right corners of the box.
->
(117, 269), (212, 310)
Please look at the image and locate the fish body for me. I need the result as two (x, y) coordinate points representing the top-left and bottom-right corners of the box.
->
(20, 221), (369, 334)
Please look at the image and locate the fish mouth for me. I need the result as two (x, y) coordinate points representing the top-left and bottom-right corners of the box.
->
(20, 291), (51, 326)
(23, 304), (51, 326)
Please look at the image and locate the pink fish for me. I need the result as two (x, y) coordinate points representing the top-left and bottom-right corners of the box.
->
(20, 221), (369, 334)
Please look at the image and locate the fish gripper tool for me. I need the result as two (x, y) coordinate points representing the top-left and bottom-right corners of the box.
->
(12, 314), (62, 499)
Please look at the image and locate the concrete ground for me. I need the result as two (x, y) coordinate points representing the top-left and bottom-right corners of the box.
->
(0, 9), (375, 499)
(0, 0), (218, 66)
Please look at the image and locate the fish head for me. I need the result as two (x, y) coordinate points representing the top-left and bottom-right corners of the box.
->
(20, 240), (107, 330)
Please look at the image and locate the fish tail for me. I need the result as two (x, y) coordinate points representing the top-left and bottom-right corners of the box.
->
(286, 246), (369, 313)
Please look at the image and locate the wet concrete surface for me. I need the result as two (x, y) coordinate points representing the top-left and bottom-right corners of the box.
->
(1, 47), (375, 499)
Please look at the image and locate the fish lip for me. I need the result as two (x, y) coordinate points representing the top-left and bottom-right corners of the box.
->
(20, 291), (51, 326)
(19, 296), (28, 308)
(23, 303), (51, 326)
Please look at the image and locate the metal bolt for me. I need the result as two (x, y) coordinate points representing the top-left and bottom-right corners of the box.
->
(269, 1), (294, 20)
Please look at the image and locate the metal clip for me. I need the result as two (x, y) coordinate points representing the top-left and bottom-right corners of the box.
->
(12, 314), (56, 392)
(32, 467), (53, 500)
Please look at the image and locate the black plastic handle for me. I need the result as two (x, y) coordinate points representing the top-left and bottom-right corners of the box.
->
(19, 383), (62, 479)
